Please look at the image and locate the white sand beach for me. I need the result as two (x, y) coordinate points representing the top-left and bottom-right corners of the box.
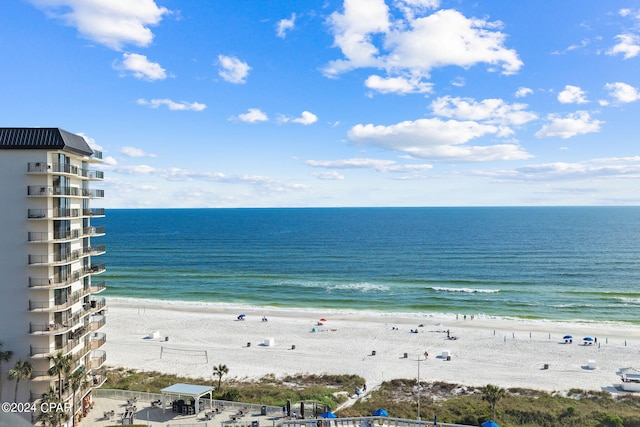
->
(102, 299), (640, 394)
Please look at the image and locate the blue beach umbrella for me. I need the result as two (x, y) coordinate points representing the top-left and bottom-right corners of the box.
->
(583, 337), (593, 342)
(563, 335), (573, 339)
(372, 408), (389, 416)
(320, 411), (337, 419)
(481, 421), (501, 427)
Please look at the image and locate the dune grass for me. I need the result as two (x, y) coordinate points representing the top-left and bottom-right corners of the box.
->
(101, 368), (640, 426)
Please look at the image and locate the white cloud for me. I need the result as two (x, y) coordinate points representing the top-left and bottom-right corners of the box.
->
(311, 170), (345, 180)
(29, 0), (169, 50)
(236, 108), (269, 123)
(607, 34), (640, 59)
(364, 75), (433, 94)
(605, 82), (640, 103)
(506, 157), (640, 181)
(306, 157), (433, 173)
(557, 85), (588, 104)
(431, 96), (537, 126)
(324, 2), (522, 84)
(280, 111), (318, 125)
(535, 111), (603, 139)
(218, 55), (251, 84)
(276, 13), (296, 38)
(515, 87), (533, 98)
(136, 98), (206, 111)
(348, 118), (531, 161)
(115, 53), (167, 81)
(120, 146), (155, 158)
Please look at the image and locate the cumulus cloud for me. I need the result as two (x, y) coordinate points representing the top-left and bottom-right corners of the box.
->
(280, 111), (318, 125)
(311, 170), (345, 180)
(323, 1), (522, 92)
(276, 13), (296, 38)
(115, 53), (167, 81)
(605, 82), (640, 103)
(29, 0), (169, 50)
(235, 108), (269, 123)
(535, 111), (603, 139)
(218, 55), (251, 84)
(348, 118), (531, 161)
(120, 146), (155, 158)
(430, 96), (537, 126)
(500, 157), (640, 181)
(306, 157), (433, 173)
(607, 34), (640, 59)
(515, 87), (533, 98)
(364, 75), (433, 94)
(557, 85), (588, 104)
(136, 98), (206, 111)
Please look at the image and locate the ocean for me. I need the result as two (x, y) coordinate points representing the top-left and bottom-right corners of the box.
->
(94, 207), (640, 324)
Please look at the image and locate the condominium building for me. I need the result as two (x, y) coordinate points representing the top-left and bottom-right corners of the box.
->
(0, 128), (106, 426)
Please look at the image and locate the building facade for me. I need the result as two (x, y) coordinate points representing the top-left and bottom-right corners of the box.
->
(0, 128), (106, 425)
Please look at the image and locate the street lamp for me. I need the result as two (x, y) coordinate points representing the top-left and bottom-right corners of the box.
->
(417, 355), (421, 420)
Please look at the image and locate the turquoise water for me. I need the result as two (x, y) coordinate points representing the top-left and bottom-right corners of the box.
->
(94, 207), (640, 324)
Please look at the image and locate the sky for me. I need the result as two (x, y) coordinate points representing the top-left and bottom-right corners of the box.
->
(2, 0), (640, 208)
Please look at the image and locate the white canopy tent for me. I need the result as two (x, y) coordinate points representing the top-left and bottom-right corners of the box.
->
(160, 383), (215, 414)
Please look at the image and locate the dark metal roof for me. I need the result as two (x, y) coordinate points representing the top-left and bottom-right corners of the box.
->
(0, 127), (94, 156)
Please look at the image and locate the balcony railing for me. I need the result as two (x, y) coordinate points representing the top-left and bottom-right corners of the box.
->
(91, 281), (106, 294)
(28, 229), (80, 243)
(28, 207), (78, 219)
(83, 225), (106, 237)
(29, 246), (106, 266)
(29, 286), (92, 312)
(29, 263), (106, 289)
(30, 336), (82, 359)
(90, 332), (106, 350)
(82, 207), (105, 217)
(27, 162), (104, 181)
(27, 186), (104, 198)
(90, 350), (106, 369)
(89, 316), (106, 332)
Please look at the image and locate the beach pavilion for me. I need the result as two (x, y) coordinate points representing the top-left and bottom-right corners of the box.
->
(160, 383), (215, 414)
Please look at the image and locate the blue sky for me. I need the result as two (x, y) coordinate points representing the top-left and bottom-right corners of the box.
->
(3, 0), (640, 208)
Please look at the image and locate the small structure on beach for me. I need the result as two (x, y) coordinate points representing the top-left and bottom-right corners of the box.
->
(160, 383), (215, 414)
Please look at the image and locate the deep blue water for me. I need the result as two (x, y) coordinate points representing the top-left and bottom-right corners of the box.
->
(93, 207), (640, 324)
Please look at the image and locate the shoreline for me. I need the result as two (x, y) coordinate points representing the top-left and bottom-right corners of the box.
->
(104, 296), (640, 328)
(102, 297), (640, 394)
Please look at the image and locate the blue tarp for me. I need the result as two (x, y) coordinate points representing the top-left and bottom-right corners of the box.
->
(372, 409), (389, 416)
(320, 411), (337, 418)
(481, 420), (500, 427)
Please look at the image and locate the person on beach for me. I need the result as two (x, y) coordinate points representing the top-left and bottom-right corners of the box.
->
(424, 351), (429, 359)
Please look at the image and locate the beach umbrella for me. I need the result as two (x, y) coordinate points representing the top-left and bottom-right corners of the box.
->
(481, 421), (501, 427)
(563, 335), (573, 339)
(320, 318), (327, 322)
(583, 337), (594, 341)
(372, 408), (388, 416)
(238, 314), (246, 317)
(320, 411), (337, 419)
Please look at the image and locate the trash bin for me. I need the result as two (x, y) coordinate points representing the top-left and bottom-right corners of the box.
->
(252, 421), (260, 427)
(372, 350), (376, 356)
(261, 406), (267, 415)
(165, 337), (169, 341)
(403, 352), (408, 358)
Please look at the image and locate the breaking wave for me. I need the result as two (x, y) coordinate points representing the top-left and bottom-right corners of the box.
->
(431, 287), (500, 294)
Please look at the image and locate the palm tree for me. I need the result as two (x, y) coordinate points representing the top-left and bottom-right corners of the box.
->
(47, 352), (72, 400)
(37, 386), (70, 427)
(8, 360), (33, 403)
(482, 384), (506, 420)
(0, 341), (14, 403)
(213, 364), (229, 391)
(68, 369), (88, 427)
